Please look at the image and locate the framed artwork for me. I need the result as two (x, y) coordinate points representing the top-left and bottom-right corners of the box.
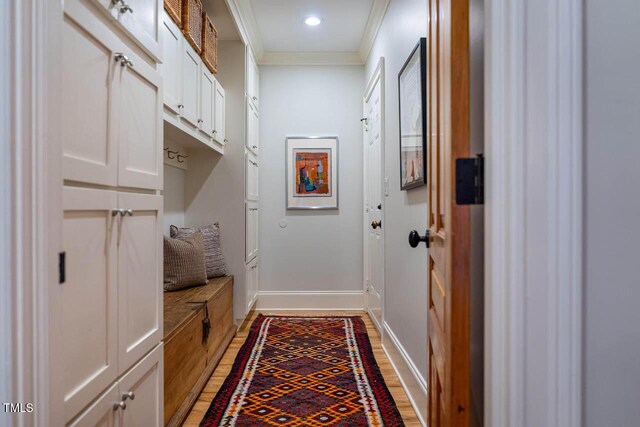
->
(398, 37), (427, 190)
(286, 136), (338, 210)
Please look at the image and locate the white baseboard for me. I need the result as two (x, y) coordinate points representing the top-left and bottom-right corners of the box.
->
(382, 322), (428, 426)
(256, 291), (365, 311)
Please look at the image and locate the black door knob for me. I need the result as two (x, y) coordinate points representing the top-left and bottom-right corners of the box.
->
(377, 203), (382, 210)
(409, 230), (430, 248)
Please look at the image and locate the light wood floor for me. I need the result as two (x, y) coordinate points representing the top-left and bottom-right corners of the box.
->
(182, 310), (421, 426)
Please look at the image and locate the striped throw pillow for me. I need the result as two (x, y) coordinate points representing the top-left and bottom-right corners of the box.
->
(163, 231), (208, 291)
(170, 222), (228, 278)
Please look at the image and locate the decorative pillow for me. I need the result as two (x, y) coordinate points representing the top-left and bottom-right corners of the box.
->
(163, 231), (208, 291)
(170, 222), (228, 278)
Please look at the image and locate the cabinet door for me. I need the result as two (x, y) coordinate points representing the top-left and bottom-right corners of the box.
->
(61, 187), (119, 422)
(181, 42), (200, 128)
(117, 52), (163, 190)
(214, 82), (226, 144)
(117, 193), (163, 373)
(245, 151), (259, 201)
(160, 11), (182, 115)
(116, 0), (163, 62)
(246, 100), (259, 155)
(62, 3), (120, 186)
(251, 59), (259, 109)
(246, 258), (258, 312)
(245, 201), (259, 262)
(67, 382), (119, 427)
(119, 344), (164, 427)
(199, 65), (215, 137)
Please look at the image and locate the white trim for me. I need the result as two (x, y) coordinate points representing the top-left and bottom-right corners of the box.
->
(259, 51), (364, 66)
(225, 0), (264, 60)
(381, 322), (427, 426)
(256, 291), (365, 311)
(358, 0), (390, 62)
(485, 0), (582, 425)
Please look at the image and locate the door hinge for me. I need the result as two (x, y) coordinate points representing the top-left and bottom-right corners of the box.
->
(59, 252), (66, 284)
(455, 154), (484, 205)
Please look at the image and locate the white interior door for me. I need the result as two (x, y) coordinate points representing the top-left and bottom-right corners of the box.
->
(117, 193), (163, 374)
(60, 187), (119, 422)
(364, 66), (384, 332)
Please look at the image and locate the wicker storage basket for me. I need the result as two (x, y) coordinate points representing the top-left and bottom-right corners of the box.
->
(182, 0), (203, 53)
(201, 13), (218, 74)
(164, 0), (182, 27)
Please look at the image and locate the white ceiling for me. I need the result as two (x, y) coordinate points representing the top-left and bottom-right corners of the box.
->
(247, 0), (375, 53)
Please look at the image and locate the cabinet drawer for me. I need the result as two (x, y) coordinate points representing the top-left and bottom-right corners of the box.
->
(164, 309), (206, 425)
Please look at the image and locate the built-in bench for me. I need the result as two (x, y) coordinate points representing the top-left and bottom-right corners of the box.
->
(163, 276), (236, 427)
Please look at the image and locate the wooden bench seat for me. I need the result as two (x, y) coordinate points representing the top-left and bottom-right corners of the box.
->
(163, 276), (235, 427)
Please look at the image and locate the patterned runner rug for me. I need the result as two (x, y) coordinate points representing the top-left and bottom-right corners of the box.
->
(200, 314), (405, 427)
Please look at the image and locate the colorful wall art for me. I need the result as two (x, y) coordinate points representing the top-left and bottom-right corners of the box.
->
(286, 137), (338, 209)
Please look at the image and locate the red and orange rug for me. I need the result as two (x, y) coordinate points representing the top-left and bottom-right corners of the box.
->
(200, 315), (405, 427)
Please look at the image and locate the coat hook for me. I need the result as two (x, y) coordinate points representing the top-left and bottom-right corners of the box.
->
(177, 154), (189, 163)
(163, 147), (169, 151)
(167, 150), (178, 159)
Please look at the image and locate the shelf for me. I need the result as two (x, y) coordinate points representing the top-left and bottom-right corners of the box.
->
(163, 112), (225, 155)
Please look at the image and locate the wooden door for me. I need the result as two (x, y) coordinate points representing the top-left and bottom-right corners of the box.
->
(199, 65), (215, 137)
(117, 193), (163, 373)
(161, 10), (182, 115)
(61, 187), (119, 422)
(119, 344), (164, 427)
(426, 0), (471, 425)
(214, 82), (226, 143)
(61, 2), (120, 187)
(117, 49), (163, 190)
(67, 382), (119, 427)
(363, 70), (384, 332)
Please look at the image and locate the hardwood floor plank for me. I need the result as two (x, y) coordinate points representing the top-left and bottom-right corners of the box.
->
(181, 310), (422, 426)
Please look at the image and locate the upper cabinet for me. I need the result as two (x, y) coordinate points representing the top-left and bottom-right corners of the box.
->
(62, 0), (162, 190)
(247, 48), (259, 111)
(160, 10), (226, 151)
(90, 0), (163, 62)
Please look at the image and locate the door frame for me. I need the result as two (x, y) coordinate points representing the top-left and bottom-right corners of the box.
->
(362, 57), (385, 331)
(485, 0), (583, 425)
(2, 0), (62, 425)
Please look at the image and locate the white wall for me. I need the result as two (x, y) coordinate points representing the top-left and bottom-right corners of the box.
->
(258, 65), (364, 294)
(163, 165), (185, 234)
(584, 1), (640, 425)
(365, 0), (428, 382)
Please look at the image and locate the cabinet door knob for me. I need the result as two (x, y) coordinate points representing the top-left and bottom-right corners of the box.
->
(252, 145), (257, 149)
(122, 391), (135, 401)
(213, 129), (218, 134)
(113, 401), (126, 411)
(177, 104), (184, 109)
(119, 3), (133, 13)
(125, 209), (133, 217)
(197, 119), (203, 124)
(253, 96), (257, 101)
(112, 209), (123, 217)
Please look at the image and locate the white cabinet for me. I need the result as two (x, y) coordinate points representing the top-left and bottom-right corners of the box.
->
(246, 100), (259, 155)
(246, 258), (259, 312)
(246, 48), (259, 110)
(160, 11), (181, 115)
(61, 188), (163, 422)
(245, 151), (259, 201)
(62, 187), (119, 421)
(117, 193), (163, 373)
(214, 82), (226, 144)
(181, 42), (200, 128)
(63, 2), (162, 190)
(245, 201), (259, 262)
(68, 345), (163, 427)
(90, 0), (163, 62)
(199, 66), (216, 137)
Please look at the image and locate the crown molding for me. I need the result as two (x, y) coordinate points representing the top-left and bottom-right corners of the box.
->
(225, 0), (264, 60)
(260, 51), (364, 66)
(358, 0), (390, 62)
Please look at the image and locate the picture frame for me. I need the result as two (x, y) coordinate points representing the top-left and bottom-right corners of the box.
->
(285, 136), (339, 210)
(398, 37), (428, 190)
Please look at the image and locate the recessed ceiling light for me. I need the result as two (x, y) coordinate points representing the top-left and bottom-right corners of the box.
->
(304, 16), (322, 26)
